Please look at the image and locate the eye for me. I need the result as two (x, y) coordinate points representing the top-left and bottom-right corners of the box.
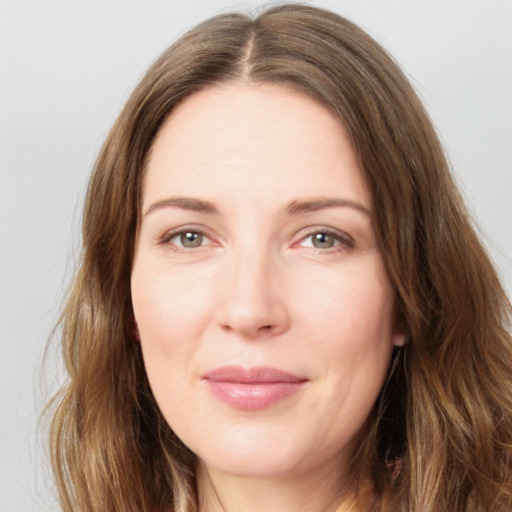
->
(298, 229), (353, 250)
(176, 231), (205, 248)
(309, 232), (339, 249)
(161, 229), (211, 249)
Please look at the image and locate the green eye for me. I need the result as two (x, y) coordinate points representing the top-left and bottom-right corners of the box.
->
(179, 231), (204, 248)
(311, 232), (338, 249)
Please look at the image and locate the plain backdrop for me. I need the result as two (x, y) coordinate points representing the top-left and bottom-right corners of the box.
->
(1, 0), (511, 510)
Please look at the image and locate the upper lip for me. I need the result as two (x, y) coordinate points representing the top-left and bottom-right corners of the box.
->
(202, 365), (307, 383)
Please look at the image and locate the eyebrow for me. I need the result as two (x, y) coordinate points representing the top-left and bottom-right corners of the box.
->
(144, 197), (218, 217)
(285, 197), (370, 216)
(143, 195), (370, 218)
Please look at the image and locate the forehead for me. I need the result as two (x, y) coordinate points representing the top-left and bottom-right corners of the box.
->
(143, 82), (370, 211)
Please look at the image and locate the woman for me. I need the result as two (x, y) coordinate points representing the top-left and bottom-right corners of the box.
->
(49, 4), (512, 511)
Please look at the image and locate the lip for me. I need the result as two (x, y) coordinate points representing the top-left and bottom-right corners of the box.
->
(202, 366), (308, 410)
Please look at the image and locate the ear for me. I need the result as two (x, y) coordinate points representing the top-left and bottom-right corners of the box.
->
(133, 316), (141, 342)
(392, 332), (406, 347)
(391, 311), (407, 347)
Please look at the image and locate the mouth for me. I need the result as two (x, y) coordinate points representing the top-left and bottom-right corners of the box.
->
(202, 366), (308, 410)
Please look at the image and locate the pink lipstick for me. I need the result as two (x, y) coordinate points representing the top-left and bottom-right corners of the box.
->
(202, 366), (307, 410)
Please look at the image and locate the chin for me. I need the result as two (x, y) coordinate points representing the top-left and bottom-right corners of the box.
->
(188, 425), (306, 477)
(201, 452), (301, 479)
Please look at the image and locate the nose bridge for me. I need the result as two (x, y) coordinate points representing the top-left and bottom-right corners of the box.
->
(217, 237), (288, 337)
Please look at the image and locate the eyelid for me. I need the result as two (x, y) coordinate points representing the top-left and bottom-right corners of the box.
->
(159, 225), (217, 249)
(294, 226), (355, 250)
(157, 224), (354, 252)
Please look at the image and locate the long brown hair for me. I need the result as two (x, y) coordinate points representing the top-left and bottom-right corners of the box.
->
(48, 4), (512, 511)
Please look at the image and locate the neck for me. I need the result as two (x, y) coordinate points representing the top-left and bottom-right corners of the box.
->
(196, 462), (358, 512)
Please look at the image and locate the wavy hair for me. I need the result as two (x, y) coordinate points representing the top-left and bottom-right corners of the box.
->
(48, 4), (512, 511)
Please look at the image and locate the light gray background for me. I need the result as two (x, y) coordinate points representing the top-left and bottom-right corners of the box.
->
(1, 1), (511, 510)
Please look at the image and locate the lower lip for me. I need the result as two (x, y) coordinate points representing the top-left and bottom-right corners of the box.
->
(205, 381), (306, 410)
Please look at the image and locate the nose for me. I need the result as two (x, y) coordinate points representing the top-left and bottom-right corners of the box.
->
(216, 248), (290, 338)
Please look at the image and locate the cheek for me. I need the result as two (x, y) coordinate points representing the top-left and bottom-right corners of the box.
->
(131, 261), (211, 348)
(298, 257), (395, 346)
(131, 264), (201, 394)
(297, 259), (396, 408)
(131, 272), (198, 423)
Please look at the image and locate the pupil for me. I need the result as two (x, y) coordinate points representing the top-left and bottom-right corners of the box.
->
(313, 233), (333, 248)
(181, 232), (202, 247)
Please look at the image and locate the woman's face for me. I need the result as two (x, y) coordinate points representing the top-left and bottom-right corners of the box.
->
(131, 83), (403, 481)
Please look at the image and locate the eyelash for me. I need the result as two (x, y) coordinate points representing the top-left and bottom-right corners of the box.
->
(159, 227), (213, 250)
(159, 227), (354, 252)
(297, 227), (354, 252)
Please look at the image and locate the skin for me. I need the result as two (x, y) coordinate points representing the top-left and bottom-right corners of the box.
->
(131, 82), (404, 512)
